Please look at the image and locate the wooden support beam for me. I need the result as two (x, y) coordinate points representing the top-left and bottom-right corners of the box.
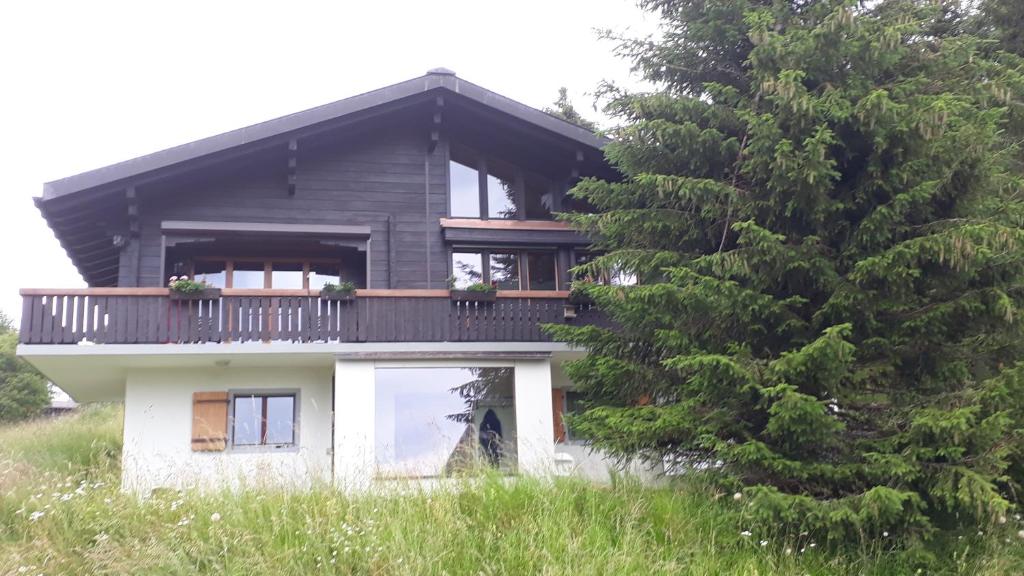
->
(287, 139), (298, 195)
(429, 95), (444, 153)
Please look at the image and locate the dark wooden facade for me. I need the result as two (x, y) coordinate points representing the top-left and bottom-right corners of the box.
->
(25, 70), (614, 345)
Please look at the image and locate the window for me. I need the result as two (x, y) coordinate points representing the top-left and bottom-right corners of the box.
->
(573, 251), (638, 286)
(524, 173), (554, 220)
(186, 258), (359, 289)
(449, 159), (480, 218)
(525, 252), (557, 290)
(231, 393), (296, 448)
(451, 251), (484, 289)
(271, 262), (304, 289)
(450, 249), (558, 290)
(232, 261), (265, 289)
(489, 252), (520, 290)
(308, 262), (341, 290)
(448, 145), (557, 220)
(193, 261), (227, 288)
(375, 367), (516, 477)
(563, 390), (585, 443)
(486, 159), (519, 219)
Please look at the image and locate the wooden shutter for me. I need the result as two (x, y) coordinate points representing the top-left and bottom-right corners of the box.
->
(192, 391), (229, 451)
(552, 388), (566, 444)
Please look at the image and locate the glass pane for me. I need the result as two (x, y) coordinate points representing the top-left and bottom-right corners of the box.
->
(450, 160), (480, 217)
(451, 252), (484, 289)
(487, 166), (519, 219)
(232, 261), (265, 289)
(526, 252), (558, 290)
(193, 261), (227, 288)
(524, 173), (553, 220)
(265, 396), (295, 445)
(489, 253), (519, 290)
(271, 262), (303, 289)
(375, 367), (516, 477)
(232, 396), (262, 446)
(308, 262), (341, 290)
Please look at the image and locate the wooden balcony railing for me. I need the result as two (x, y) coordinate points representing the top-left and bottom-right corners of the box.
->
(18, 289), (607, 345)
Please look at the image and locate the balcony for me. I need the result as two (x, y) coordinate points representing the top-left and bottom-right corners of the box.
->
(18, 289), (606, 345)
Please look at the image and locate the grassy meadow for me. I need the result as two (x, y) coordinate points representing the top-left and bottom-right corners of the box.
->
(1, 405), (1023, 575)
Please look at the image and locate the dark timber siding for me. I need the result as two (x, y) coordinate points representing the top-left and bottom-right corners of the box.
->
(124, 124), (449, 289)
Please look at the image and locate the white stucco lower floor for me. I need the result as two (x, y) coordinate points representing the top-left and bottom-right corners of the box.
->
(21, 342), (661, 493)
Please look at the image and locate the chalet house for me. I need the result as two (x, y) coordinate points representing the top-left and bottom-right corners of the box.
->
(17, 69), (648, 493)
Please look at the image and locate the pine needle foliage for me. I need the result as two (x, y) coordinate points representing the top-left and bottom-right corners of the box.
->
(549, 0), (1024, 540)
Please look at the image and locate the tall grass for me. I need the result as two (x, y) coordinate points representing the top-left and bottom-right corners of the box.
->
(1, 405), (1023, 575)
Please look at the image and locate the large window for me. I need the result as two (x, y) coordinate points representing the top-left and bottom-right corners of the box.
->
(450, 249), (558, 290)
(449, 145), (556, 220)
(190, 258), (350, 289)
(572, 251), (638, 286)
(375, 367), (516, 478)
(231, 393), (297, 449)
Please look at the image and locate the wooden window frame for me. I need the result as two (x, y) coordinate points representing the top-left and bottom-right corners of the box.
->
(228, 390), (300, 452)
(450, 247), (560, 290)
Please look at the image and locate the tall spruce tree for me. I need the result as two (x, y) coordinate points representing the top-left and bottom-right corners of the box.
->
(549, 0), (1024, 538)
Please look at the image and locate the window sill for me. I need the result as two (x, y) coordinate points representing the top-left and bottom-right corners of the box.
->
(440, 218), (572, 231)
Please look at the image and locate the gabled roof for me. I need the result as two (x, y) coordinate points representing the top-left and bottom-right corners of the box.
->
(41, 68), (608, 201)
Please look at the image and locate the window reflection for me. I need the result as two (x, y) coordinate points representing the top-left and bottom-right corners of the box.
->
(487, 159), (520, 218)
(375, 367), (517, 477)
(450, 159), (480, 218)
(489, 253), (520, 290)
(451, 252), (484, 289)
(524, 173), (553, 220)
(232, 394), (296, 447)
(526, 252), (557, 290)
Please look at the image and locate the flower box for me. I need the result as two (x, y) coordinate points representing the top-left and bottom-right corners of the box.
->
(450, 289), (497, 303)
(169, 288), (222, 301)
(320, 290), (356, 302)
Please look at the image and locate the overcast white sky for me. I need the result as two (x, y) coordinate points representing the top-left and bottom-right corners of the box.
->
(0, 0), (655, 324)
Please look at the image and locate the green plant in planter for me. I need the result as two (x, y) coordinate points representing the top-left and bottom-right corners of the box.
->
(321, 281), (356, 294)
(462, 282), (496, 293)
(167, 276), (208, 294)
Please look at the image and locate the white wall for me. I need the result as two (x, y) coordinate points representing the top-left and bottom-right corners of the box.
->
(122, 365), (333, 494)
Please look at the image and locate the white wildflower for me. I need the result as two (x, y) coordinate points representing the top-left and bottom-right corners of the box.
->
(210, 512), (221, 522)
(759, 540), (768, 547)
(785, 548), (792, 555)
(28, 511), (45, 522)
(1017, 529), (1024, 540)
(177, 518), (190, 527)
(882, 531), (889, 537)
(740, 530), (752, 537)
(94, 532), (109, 543)
(733, 492), (743, 501)
(998, 516), (1007, 525)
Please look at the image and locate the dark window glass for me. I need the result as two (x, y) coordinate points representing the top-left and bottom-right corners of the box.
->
(450, 159), (480, 217)
(487, 160), (520, 219)
(308, 262), (341, 290)
(375, 367), (517, 477)
(193, 261), (227, 288)
(233, 261), (265, 289)
(271, 262), (303, 289)
(232, 394), (296, 448)
(451, 252), (484, 289)
(524, 173), (554, 220)
(526, 252), (558, 290)
(489, 253), (520, 290)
